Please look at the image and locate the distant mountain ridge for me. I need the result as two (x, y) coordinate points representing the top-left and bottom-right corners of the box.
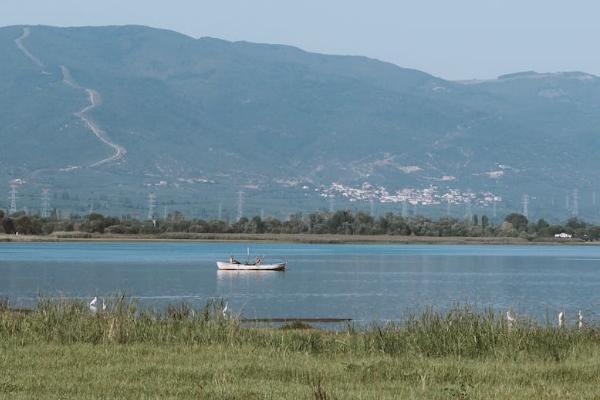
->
(1, 25), (600, 219)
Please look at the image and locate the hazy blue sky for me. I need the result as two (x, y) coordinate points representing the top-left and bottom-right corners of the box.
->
(2, 0), (598, 80)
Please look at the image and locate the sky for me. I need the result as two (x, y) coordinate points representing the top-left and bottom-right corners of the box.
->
(1, 0), (598, 80)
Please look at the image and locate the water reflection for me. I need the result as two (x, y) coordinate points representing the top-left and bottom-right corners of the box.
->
(216, 269), (284, 282)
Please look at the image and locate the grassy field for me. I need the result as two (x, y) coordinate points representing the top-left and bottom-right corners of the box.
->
(3, 343), (600, 399)
(1, 299), (600, 399)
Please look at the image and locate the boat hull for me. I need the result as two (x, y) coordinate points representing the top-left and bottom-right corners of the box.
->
(216, 261), (286, 271)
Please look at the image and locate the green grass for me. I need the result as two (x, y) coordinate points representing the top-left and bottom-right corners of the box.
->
(1, 298), (600, 399)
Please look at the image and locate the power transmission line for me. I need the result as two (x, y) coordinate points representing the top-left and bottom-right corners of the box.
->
(237, 191), (244, 221)
(147, 193), (156, 220)
(41, 188), (50, 218)
(9, 183), (17, 214)
(465, 198), (472, 220)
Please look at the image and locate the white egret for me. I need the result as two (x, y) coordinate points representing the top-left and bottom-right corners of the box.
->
(102, 298), (107, 312)
(222, 302), (229, 317)
(89, 297), (98, 313)
(558, 311), (565, 328)
(506, 310), (516, 330)
(577, 310), (583, 330)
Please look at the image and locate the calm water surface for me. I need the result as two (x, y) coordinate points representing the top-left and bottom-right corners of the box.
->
(1, 242), (599, 323)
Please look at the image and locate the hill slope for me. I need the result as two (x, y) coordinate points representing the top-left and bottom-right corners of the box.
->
(1, 25), (599, 219)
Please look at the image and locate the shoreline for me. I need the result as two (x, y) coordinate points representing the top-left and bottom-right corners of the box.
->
(0, 232), (590, 245)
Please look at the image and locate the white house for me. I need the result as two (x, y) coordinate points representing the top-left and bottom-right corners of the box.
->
(554, 232), (572, 239)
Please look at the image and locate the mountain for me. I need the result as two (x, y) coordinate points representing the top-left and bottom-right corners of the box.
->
(1, 25), (600, 220)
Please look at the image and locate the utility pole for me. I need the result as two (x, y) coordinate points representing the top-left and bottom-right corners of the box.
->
(465, 198), (472, 220)
(9, 183), (17, 214)
(41, 188), (50, 218)
(572, 189), (579, 217)
(522, 194), (529, 219)
(237, 191), (244, 221)
(147, 193), (156, 220)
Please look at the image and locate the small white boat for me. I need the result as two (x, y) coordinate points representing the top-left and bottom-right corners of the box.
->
(216, 261), (286, 271)
(218, 248), (286, 271)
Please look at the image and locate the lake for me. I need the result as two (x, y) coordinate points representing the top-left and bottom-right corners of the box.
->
(1, 242), (599, 324)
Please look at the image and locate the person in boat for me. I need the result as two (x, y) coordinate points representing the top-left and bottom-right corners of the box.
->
(229, 256), (240, 264)
(255, 256), (262, 265)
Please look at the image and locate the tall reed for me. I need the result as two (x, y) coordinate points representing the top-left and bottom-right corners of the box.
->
(1, 298), (598, 361)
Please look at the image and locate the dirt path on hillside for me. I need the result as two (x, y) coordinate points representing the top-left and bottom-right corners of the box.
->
(14, 26), (127, 168)
(14, 27), (45, 68)
(61, 66), (127, 167)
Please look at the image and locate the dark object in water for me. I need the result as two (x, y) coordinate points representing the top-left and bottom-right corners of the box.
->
(280, 321), (314, 330)
(241, 317), (351, 323)
(2, 308), (34, 315)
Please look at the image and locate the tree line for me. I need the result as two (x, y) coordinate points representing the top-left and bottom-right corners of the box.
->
(0, 209), (598, 240)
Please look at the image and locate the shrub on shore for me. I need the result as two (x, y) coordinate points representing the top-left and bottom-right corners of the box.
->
(2, 208), (599, 241)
